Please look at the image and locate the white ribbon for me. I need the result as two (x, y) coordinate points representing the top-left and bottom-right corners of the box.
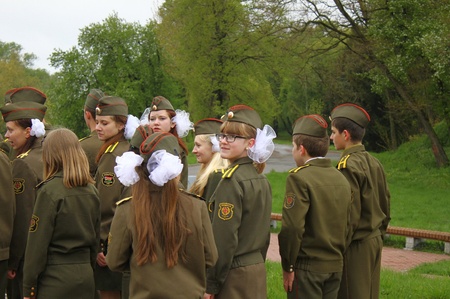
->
(210, 135), (220, 153)
(114, 151), (144, 186)
(247, 124), (276, 163)
(30, 119), (45, 138)
(147, 150), (183, 186)
(139, 107), (151, 125)
(124, 115), (140, 140)
(172, 109), (193, 138)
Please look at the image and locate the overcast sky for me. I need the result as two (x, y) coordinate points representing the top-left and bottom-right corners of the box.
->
(1, 0), (162, 73)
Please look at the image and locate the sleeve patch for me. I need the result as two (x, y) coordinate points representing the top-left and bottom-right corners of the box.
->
(29, 215), (39, 232)
(102, 172), (116, 186)
(13, 178), (25, 194)
(218, 203), (234, 220)
(283, 194), (295, 209)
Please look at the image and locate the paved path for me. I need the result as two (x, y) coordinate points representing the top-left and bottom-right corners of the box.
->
(267, 233), (450, 271)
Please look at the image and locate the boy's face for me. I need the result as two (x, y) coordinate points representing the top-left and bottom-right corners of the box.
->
(292, 141), (305, 166)
(330, 125), (346, 150)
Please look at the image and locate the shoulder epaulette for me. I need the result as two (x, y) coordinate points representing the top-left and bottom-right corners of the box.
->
(337, 154), (351, 170)
(104, 142), (119, 154)
(17, 149), (31, 159)
(222, 164), (239, 179)
(288, 164), (310, 173)
(180, 189), (205, 201)
(116, 196), (132, 206)
(79, 135), (90, 142)
(213, 168), (226, 174)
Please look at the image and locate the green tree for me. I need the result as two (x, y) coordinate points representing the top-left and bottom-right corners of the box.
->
(49, 13), (181, 136)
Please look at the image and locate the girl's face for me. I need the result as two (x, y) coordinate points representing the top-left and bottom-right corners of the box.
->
(192, 135), (214, 165)
(96, 115), (124, 141)
(148, 110), (174, 133)
(218, 133), (253, 163)
(5, 121), (30, 150)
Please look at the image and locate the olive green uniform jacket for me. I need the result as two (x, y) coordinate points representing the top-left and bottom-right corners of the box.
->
(206, 157), (272, 295)
(22, 172), (100, 298)
(278, 158), (352, 274)
(0, 150), (15, 293)
(94, 139), (130, 246)
(9, 137), (44, 271)
(179, 147), (188, 188)
(80, 131), (103, 178)
(106, 190), (218, 299)
(337, 144), (390, 243)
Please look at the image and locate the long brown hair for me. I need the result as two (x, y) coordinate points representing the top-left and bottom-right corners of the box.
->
(43, 128), (94, 188)
(132, 165), (189, 268)
(12, 119), (37, 155)
(220, 121), (266, 174)
(95, 115), (127, 163)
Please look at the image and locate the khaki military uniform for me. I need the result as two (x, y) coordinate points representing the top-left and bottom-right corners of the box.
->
(7, 137), (44, 299)
(106, 189), (218, 299)
(205, 169), (225, 220)
(206, 157), (272, 298)
(0, 150), (15, 294)
(22, 172), (100, 298)
(94, 138), (130, 291)
(336, 144), (390, 299)
(278, 158), (352, 299)
(80, 131), (103, 178)
(0, 139), (12, 159)
(179, 148), (188, 188)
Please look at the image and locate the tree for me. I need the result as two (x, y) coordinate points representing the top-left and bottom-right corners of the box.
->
(48, 14), (181, 136)
(291, 0), (449, 166)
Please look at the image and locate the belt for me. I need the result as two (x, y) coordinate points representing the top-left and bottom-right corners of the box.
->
(230, 251), (264, 269)
(47, 250), (91, 265)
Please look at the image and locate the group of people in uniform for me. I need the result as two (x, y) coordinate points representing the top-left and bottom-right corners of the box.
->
(0, 85), (390, 299)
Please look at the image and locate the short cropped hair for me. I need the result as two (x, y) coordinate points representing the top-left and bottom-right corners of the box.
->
(293, 134), (329, 157)
(331, 117), (365, 142)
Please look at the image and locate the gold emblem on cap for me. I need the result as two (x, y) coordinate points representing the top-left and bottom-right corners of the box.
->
(96, 107), (102, 115)
(152, 105), (157, 111)
(228, 111), (234, 119)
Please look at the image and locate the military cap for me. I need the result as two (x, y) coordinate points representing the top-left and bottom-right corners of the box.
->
(193, 118), (223, 136)
(293, 114), (328, 137)
(9, 87), (47, 104)
(96, 96), (128, 117)
(330, 103), (370, 128)
(150, 96), (174, 112)
(221, 104), (263, 129)
(130, 125), (152, 149)
(4, 88), (17, 105)
(140, 132), (180, 162)
(85, 89), (105, 110)
(1, 101), (47, 122)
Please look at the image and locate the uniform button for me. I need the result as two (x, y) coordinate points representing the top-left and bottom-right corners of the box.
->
(31, 292), (34, 296)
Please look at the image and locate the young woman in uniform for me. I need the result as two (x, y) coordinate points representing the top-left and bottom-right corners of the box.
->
(189, 118), (228, 202)
(22, 128), (100, 299)
(93, 96), (138, 299)
(1, 101), (47, 299)
(204, 104), (276, 299)
(106, 132), (218, 298)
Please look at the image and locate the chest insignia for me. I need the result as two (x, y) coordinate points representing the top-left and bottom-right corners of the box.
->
(284, 193), (296, 209)
(102, 172), (116, 186)
(29, 215), (39, 232)
(13, 178), (25, 194)
(218, 203), (234, 220)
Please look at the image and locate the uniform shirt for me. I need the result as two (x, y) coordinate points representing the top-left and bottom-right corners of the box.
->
(0, 150), (15, 261)
(278, 158), (352, 273)
(337, 144), (391, 242)
(9, 137), (44, 271)
(80, 131), (103, 178)
(179, 146), (188, 189)
(106, 190), (218, 299)
(94, 139), (130, 245)
(206, 156), (272, 294)
(22, 173), (100, 297)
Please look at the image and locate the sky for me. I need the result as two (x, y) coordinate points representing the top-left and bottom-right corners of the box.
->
(1, 0), (163, 73)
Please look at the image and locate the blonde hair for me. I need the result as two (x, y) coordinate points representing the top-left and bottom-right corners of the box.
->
(220, 121), (266, 174)
(43, 128), (94, 188)
(189, 134), (229, 196)
(132, 166), (189, 268)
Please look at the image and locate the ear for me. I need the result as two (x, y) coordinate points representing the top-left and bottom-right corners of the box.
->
(343, 129), (351, 141)
(25, 127), (31, 139)
(299, 144), (307, 156)
(247, 138), (256, 148)
(85, 110), (92, 120)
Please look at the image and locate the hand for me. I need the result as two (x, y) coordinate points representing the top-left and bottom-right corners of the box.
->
(7, 269), (16, 279)
(96, 252), (107, 267)
(203, 293), (215, 299)
(283, 270), (294, 292)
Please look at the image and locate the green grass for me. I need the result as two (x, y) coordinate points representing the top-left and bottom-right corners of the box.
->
(266, 261), (450, 299)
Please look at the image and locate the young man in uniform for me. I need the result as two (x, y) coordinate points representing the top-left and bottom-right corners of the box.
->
(330, 103), (391, 299)
(80, 89), (105, 178)
(278, 114), (352, 299)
